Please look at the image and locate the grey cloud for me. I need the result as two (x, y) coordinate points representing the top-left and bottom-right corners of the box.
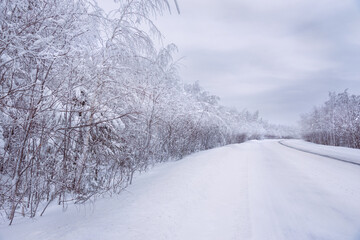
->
(101, 0), (360, 125)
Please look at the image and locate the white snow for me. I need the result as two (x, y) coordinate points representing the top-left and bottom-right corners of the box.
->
(1, 140), (360, 240)
(280, 139), (360, 165)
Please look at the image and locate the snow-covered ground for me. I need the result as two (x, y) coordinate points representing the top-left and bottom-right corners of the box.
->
(1, 140), (360, 240)
(280, 139), (360, 165)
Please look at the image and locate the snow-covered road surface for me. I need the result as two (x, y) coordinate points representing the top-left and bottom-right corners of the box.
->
(280, 139), (360, 165)
(1, 140), (360, 240)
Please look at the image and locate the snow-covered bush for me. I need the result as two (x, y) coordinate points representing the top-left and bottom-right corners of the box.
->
(301, 90), (360, 148)
(0, 0), (294, 224)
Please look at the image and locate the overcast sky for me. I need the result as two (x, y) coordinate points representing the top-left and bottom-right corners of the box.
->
(101, 0), (360, 125)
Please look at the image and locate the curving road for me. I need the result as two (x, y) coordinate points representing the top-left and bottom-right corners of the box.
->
(247, 140), (360, 240)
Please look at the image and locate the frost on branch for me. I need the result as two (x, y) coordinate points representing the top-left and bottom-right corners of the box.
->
(301, 90), (360, 148)
(0, 0), (293, 224)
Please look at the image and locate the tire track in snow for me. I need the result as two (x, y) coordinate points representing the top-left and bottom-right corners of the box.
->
(278, 140), (360, 166)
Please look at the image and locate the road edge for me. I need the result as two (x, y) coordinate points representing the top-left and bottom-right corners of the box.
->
(278, 140), (360, 166)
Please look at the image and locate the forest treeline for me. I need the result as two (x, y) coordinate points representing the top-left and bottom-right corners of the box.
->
(301, 90), (360, 149)
(0, 0), (295, 224)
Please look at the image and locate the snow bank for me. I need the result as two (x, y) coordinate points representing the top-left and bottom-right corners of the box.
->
(280, 139), (360, 165)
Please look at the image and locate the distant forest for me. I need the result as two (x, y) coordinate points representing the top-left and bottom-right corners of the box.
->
(0, 0), (296, 224)
(301, 90), (360, 149)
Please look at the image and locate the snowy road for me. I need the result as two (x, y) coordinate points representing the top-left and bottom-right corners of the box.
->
(247, 140), (360, 240)
(1, 140), (360, 240)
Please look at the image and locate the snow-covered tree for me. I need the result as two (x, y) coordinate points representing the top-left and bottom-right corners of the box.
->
(0, 0), (296, 225)
(301, 90), (360, 148)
